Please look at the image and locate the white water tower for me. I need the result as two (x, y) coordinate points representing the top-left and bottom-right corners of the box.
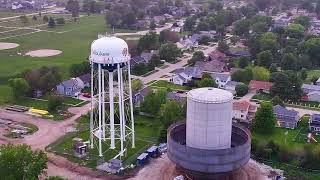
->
(89, 36), (135, 159)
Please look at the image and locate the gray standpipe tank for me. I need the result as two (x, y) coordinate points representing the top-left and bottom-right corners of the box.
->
(187, 88), (233, 150)
(167, 88), (251, 180)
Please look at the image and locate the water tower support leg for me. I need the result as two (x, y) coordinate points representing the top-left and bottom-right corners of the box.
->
(98, 64), (103, 157)
(90, 63), (94, 149)
(109, 70), (115, 149)
(117, 64), (124, 156)
(127, 61), (135, 148)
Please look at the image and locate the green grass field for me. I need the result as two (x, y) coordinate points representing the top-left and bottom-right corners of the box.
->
(150, 80), (190, 91)
(253, 116), (320, 179)
(48, 115), (160, 168)
(0, 14), (135, 105)
(253, 115), (320, 150)
(306, 70), (320, 83)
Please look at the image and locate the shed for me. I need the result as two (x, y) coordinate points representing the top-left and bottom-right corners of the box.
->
(146, 145), (159, 158)
(73, 140), (88, 157)
(137, 153), (149, 166)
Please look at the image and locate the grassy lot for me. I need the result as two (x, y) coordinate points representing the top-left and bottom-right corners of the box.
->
(48, 114), (160, 168)
(20, 122), (39, 135)
(0, 14), (135, 105)
(0, 9), (25, 18)
(251, 93), (273, 101)
(306, 70), (320, 83)
(141, 69), (159, 77)
(253, 116), (319, 149)
(253, 116), (320, 179)
(150, 80), (190, 91)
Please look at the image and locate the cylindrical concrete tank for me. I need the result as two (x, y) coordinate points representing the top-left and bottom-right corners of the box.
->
(186, 88), (233, 150)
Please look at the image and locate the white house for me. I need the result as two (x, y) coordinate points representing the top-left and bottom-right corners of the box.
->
(209, 72), (231, 89)
(233, 101), (251, 121)
(171, 67), (202, 85)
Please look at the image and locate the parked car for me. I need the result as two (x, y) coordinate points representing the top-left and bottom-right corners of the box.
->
(82, 93), (91, 98)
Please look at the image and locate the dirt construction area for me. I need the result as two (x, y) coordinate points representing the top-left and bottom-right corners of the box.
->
(25, 49), (62, 57)
(0, 42), (19, 50)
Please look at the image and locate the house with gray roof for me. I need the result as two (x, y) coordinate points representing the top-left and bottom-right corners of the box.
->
(167, 91), (187, 104)
(209, 72), (231, 89)
(273, 105), (299, 129)
(302, 84), (320, 94)
(78, 73), (91, 87)
(130, 56), (146, 67)
(307, 91), (320, 103)
(133, 87), (151, 107)
(56, 78), (84, 97)
(195, 60), (226, 73)
(171, 67), (202, 85)
(225, 81), (243, 95)
(310, 114), (320, 133)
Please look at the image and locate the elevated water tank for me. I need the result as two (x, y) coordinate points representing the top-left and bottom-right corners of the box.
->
(90, 36), (130, 64)
(186, 88), (233, 150)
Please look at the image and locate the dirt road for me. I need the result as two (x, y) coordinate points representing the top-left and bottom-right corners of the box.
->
(0, 102), (105, 179)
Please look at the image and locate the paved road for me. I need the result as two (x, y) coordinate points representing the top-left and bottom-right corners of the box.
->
(114, 23), (173, 37)
(138, 53), (192, 84)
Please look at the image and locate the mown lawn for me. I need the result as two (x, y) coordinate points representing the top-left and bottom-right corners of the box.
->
(306, 70), (320, 83)
(253, 116), (320, 179)
(0, 14), (135, 105)
(251, 93), (273, 101)
(150, 80), (190, 91)
(48, 114), (160, 168)
(252, 116), (319, 149)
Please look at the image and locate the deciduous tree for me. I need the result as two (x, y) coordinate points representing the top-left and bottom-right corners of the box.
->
(252, 102), (276, 134)
(0, 144), (47, 180)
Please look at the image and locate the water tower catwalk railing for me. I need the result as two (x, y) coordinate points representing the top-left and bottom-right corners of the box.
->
(89, 56), (135, 160)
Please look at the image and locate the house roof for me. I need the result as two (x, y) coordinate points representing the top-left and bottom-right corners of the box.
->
(233, 101), (250, 111)
(131, 56), (147, 67)
(78, 73), (90, 84)
(175, 67), (202, 79)
(209, 72), (230, 82)
(167, 92), (186, 103)
(195, 60), (225, 73)
(308, 91), (320, 96)
(61, 78), (78, 88)
(273, 105), (299, 121)
(302, 84), (320, 92)
(227, 50), (251, 57)
(249, 80), (273, 91)
(141, 52), (153, 62)
(230, 68), (244, 75)
(225, 81), (242, 87)
(208, 50), (227, 61)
